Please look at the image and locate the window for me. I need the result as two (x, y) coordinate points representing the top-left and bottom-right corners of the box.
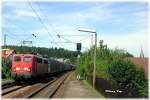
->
(24, 57), (32, 62)
(14, 56), (21, 62)
(37, 58), (42, 63)
(44, 60), (48, 64)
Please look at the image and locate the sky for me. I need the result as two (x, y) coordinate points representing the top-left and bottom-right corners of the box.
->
(1, 1), (149, 57)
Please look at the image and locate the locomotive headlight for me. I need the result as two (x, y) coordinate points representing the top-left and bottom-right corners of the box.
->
(16, 67), (20, 70)
(24, 68), (31, 72)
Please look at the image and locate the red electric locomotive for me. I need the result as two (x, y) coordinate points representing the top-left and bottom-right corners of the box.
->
(11, 54), (48, 81)
(12, 53), (75, 82)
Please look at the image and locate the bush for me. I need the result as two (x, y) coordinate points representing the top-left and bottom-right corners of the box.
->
(108, 59), (148, 97)
(2, 58), (12, 79)
(2, 63), (11, 79)
(76, 40), (147, 98)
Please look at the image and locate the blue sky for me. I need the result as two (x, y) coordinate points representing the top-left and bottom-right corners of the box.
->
(2, 1), (149, 57)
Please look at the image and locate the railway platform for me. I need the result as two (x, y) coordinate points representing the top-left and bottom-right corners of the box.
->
(53, 72), (104, 98)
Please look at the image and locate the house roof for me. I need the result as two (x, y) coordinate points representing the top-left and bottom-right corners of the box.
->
(2, 49), (14, 59)
(127, 57), (148, 77)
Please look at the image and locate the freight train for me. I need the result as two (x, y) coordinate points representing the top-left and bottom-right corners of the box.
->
(11, 54), (75, 81)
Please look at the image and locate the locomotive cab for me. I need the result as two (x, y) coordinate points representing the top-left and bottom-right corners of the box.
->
(12, 54), (34, 81)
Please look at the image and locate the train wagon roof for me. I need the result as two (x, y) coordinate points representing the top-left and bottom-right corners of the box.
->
(13, 54), (35, 56)
(13, 54), (48, 60)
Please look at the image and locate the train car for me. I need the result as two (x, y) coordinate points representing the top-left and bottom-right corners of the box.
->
(11, 53), (74, 81)
(48, 59), (66, 74)
(11, 54), (48, 81)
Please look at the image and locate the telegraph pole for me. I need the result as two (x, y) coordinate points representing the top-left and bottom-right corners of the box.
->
(93, 32), (97, 88)
(4, 34), (6, 48)
(78, 28), (97, 88)
(91, 34), (93, 60)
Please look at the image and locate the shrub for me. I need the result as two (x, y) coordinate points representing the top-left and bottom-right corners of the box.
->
(2, 63), (11, 79)
(108, 59), (148, 97)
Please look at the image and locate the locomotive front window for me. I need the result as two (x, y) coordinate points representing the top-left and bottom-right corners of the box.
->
(24, 57), (32, 62)
(14, 56), (21, 62)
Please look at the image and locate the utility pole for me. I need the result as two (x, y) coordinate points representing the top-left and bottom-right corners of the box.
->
(93, 32), (97, 88)
(4, 34), (6, 48)
(78, 28), (97, 88)
(77, 43), (81, 68)
(77, 54), (80, 68)
(91, 34), (93, 60)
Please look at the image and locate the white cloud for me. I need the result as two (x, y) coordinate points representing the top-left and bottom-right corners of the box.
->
(14, 9), (37, 17)
(101, 32), (148, 57)
(2, 2), (148, 57)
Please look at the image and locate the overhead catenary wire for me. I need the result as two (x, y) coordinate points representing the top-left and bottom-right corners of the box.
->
(26, 0), (60, 48)
(16, 34), (39, 46)
(35, 2), (91, 51)
(4, 31), (39, 46)
(7, 35), (21, 41)
(2, 31), (31, 46)
(31, 34), (44, 47)
(56, 35), (89, 50)
(3, 24), (38, 46)
(3, 29), (28, 37)
(35, 3), (59, 35)
(28, 1), (90, 51)
(58, 34), (91, 37)
(35, 2), (63, 48)
(78, 36), (91, 42)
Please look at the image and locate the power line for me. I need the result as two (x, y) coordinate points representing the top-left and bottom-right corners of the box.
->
(57, 34), (76, 44)
(57, 34), (89, 50)
(7, 35), (21, 41)
(51, 41), (76, 44)
(28, 1), (90, 51)
(35, 3), (60, 38)
(3, 30), (36, 46)
(35, 2), (90, 51)
(36, 3), (81, 49)
(78, 36), (90, 42)
(31, 34), (44, 47)
(26, 0), (60, 48)
(4, 29), (26, 37)
(2, 32), (26, 46)
(35, 2), (62, 47)
(16, 35), (36, 46)
(4, 30), (51, 47)
(58, 34), (91, 37)
(3, 21), (31, 37)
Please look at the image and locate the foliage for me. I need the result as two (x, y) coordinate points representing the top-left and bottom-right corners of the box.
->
(76, 40), (147, 97)
(108, 59), (148, 97)
(77, 46), (133, 80)
(2, 45), (78, 64)
(108, 59), (136, 84)
(2, 59), (12, 79)
(2, 45), (78, 80)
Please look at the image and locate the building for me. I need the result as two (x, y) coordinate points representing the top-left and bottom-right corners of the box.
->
(127, 57), (148, 77)
(2, 49), (15, 64)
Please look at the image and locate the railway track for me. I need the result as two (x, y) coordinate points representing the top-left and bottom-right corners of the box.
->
(2, 71), (72, 98)
(2, 85), (27, 96)
(29, 71), (71, 98)
(2, 80), (15, 89)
